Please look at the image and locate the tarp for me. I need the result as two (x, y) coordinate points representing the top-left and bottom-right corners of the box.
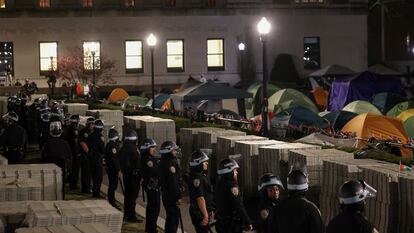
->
(252, 84), (281, 115)
(328, 71), (403, 111)
(175, 77), (202, 93)
(107, 88), (129, 102)
(308, 64), (356, 77)
(367, 64), (403, 76)
(397, 109), (414, 137)
(154, 93), (170, 109)
(341, 113), (411, 157)
(268, 88), (319, 114)
(342, 101), (382, 115)
(296, 133), (357, 148)
(271, 106), (328, 129)
(124, 96), (149, 106)
(371, 92), (406, 114)
(311, 87), (329, 111)
(386, 101), (414, 117)
(323, 110), (358, 132)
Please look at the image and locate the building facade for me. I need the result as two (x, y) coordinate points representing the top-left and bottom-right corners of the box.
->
(0, 0), (367, 88)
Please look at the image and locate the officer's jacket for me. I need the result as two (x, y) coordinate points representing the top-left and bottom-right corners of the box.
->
(189, 171), (214, 210)
(327, 210), (377, 233)
(88, 130), (105, 157)
(214, 178), (251, 226)
(257, 198), (278, 233)
(42, 137), (72, 169)
(105, 140), (120, 173)
(64, 124), (80, 155)
(268, 194), (325, 233)
(78, 127), (91, 154)
(119, 142), (140, 175)
(140, 151), (160, 186)
(4, 123), (26, 148)
(159, 156), (182, 203)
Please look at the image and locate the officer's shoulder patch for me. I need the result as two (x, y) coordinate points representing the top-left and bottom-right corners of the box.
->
(260, 209), (269, 220)
(112, 148), (117, 154)
(100, 136), (105, 142)
(84, 133), (88, 138)
(230, 187), (239, 196)
(170, 166), (176, 174)
(147, 161), (153, 168)
(193, 179), (200, 188)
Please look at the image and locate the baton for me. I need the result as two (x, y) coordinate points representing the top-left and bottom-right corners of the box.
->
(141, 182), (146, 202)
(178, 207), (185, 233)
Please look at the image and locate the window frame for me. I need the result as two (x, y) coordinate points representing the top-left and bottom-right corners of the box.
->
(0, 42), (14, 76)
(39, 0), (51, 8)
(39, 41), (58, 76)
(303, 36), (321, 70)
(207, 38), (225, 71)
(124, 0), (135, 7)
(83, 0), (93, 8)
(82, 40), (101, 71)
(0, 0), (6, 9)
(166, 39), (185, 72)
(124, 40), (144, 73)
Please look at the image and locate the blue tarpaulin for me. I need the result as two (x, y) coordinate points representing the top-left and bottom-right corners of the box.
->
(328, 71), (403, 111)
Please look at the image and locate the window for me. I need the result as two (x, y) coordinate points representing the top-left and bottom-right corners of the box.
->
(207, 39), (224, 71)
(39, 0), (50, 7)
(39, 42), (58, 74)
(83, 0), (92, 7)
(0, 0), (5, 8)
(125, 0), (134, 7)
(83, 41), (100, 70)
(0, 42), (13, 75)
(304, 37), (320, 69)
(167, 40), (184, 72)
(295, 0), (323, 3)
(125, 41), (143, 72)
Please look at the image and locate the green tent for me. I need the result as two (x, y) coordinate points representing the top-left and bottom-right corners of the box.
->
(252, 84), (281, 116)
(396, 109), (414, 137)
(342, 101), (382, 115)
(124, 96), (149, 106)
(318, 111), (331, 118)
(386, 101), (414, 117)
(267, 88), (318, 114)
(245, 82), (262, 118)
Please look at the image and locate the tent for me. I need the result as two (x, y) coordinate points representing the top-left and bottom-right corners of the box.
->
(371, 92), (406, 114)
(268, 88), (319, 114)
(297, 133), (357, 148)
(341, 113), (411, 157)
(252, 84), (281, 115)
(323, 110), (358, 132)
(367, 64), (403, 76)
(311, 87), (329, 111)
(397, 109), (414, 137)
(124, 96), (149, 106)
(342, 101), (382, 115)
(328, 71), (403, 111)
(107, 88), (129, 102)
(271, 106), (328, 129)
(154, 93), (170, 109)
(308, 64), (356, 77)
(245, 82), (262, 118)
(175, 77), (202, 93)
(386, 101), (414, 117)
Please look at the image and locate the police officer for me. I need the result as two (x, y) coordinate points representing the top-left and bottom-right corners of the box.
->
(79, 117), (95, 194)
(188, 151), (214, 233)
(119, 129), (141, 222)
(159, 141), (183, 233)
(88, 119), (105, 198)
(267, 166), (325, 233)
(140, 138), (160, 233)
(327, 180), (378, 233)
(39, 110), (51, 151)
(257, 173), (283, 233)
(61, 113), (71, 139)
(67, 114), (81, 190)
(215, 158), (252, 233)
(41, 121), (72, 199)
(105, 127), (121, 208)
(2, 111), (27, 164)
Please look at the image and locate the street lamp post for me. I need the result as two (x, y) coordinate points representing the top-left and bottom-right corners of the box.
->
(50, 56), (55, 96)
(238, 42), (246, 118)
(91, 51), (96, 101)
(147, 33), (157, 115)
(257, 17), (271, 137)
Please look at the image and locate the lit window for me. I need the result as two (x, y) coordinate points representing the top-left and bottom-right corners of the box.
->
(167, 40), (184, 72)
(125, 41), (143, 72)
(39, 42), (58, 73)
(125, 0), (134, 7)
(83, 0), (92, 7)
(207, 39), (224, 71)
(0, 42), (13, 75)
(0, 0), (5, 8)
(83, 41), (100, 70)
(39, 0), (50, 7)
(303, 37), (320, 69)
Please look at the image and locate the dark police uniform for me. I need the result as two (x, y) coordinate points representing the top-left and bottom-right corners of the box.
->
(141, 151), (160, 233)
(159, 156), (183, 233)
(327, 210), (377, 233)
(42, 136), (72, 199)
(257, 198), (277, 233)
(119, 141), (141, 220)
(215, 179), (251, 233)
(38, 119), (50, 151)
(66, 124), (81, 189)
(105, 139), (121, 207)
(79, 126), (92, 193)
(189, 171), (214, 233)
(88, 129), (105, 197)
(3, 122), (26, 164)
(267, 194), (325, 233)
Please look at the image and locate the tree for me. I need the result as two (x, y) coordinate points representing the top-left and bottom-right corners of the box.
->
(57, 46), (117, 98)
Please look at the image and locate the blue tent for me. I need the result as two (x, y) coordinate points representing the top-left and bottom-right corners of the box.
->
(322, 110), (357, 131)
(154, 93), (170, 109)
(371, 92), (406, 114)
(328, 71), (403, 111)
(271, 106), (328, 129)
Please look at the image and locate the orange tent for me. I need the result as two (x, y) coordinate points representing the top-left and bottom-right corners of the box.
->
(107, 88), (129, 102)
(311, 88), (328, 111)
(341, 113), (411, 157)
